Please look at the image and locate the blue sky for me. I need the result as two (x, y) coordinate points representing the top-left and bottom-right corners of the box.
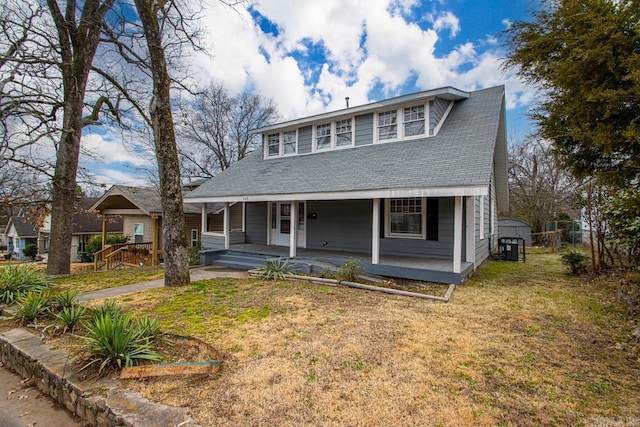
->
(84, 0), (539, 187)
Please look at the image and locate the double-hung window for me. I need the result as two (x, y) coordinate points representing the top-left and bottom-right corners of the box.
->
(335, 119), (352, 146)
(133, 223), (144, 243)
(404, 105), (425, 137)
(267, 133), (280, 157)
(387, 198), (425, 238)
(283, 130), (297, 155)
(316, 123), (332, 150)
(378, 110), (398, 141)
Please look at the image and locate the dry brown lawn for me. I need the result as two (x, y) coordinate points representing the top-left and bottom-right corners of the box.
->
(97, 250), (640, 426)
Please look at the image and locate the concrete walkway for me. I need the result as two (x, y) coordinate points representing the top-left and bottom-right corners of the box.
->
(77, 266), (248, 302)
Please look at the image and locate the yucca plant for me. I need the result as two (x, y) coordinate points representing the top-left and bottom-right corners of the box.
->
(136, 315), (161, 339)
(90, 299), (125, 320)
(0, 264), (51, 304)
(51, 288), (80, 311)
(16, 291), (51, 323)
(55, 305), (87, 333)
(255, 258), (292, 280)
(81, 310), (163, 374)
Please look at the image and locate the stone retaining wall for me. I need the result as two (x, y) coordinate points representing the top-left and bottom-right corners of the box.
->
(0, 328), (199, 427)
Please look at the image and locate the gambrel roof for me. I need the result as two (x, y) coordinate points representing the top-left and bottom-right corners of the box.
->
(186, 86), (508, 211)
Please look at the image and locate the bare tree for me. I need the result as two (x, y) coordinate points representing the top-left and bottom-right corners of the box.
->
(508, 138), (577, 232)
(177, 83), (279, 179)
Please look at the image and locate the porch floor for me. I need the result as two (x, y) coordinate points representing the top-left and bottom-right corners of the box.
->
(225, 243), (474, 284)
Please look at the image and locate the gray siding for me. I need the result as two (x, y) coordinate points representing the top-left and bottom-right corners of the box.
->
(307, 200), (372, 252)
(429, 98), (450, 135)
(245, 202), (267, 244)
(380, 197), (454, 259)
(306, 198), (455, 259)
(202, 234), (225, 250)
(474, 177), (494, 266)
(298, 125), (312, 154)
(354, 113), (373, 146)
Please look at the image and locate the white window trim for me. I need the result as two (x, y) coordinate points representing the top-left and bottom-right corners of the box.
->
(385, 197), (427, 239)
(374, 102), (430, 144)
(312, 117), (355, 152)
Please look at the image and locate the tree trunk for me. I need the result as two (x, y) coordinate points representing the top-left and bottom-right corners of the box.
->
(134, 0), (190, 287)
(46, 0), (115, 275)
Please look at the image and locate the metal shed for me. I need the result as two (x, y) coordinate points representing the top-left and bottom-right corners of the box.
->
(498, 218), (532, 247)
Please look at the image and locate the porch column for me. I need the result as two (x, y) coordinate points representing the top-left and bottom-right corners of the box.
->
(465, 196), (476, 270)
(372, 198), (380, 264)
(223, 202), (230, 250)
(453, 196), (463, 274)
(290, 201), (298, 258)
(101, 215), (107, 250)
(201, 203), (207, 234)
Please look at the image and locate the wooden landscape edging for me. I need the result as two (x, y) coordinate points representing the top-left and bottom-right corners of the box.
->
(248, 270), (456, 302)
(120, 361), (221, 379)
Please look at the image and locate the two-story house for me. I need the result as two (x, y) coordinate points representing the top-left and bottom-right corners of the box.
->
(184, 85), (508, 284)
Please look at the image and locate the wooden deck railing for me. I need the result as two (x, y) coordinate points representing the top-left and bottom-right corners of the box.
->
(94, 242), (156, 271)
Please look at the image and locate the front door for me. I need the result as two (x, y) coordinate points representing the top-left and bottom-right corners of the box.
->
(270, 202), (306, 248)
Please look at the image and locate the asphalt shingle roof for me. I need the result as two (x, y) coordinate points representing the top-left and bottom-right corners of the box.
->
(186, 86), (505, 200)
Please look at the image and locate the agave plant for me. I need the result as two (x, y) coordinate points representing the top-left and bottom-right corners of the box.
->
(255, 258), (293, 280)
(90, 299), (125, 320)
(81, 310), (163, 374)
(0, 264), (51, 304)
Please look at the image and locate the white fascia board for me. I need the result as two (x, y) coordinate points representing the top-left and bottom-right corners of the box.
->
(251, 87), (470, 135)
(184, 185), (488, 204)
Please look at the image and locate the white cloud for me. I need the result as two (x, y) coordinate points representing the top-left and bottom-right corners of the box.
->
(428, 11), (460, 37)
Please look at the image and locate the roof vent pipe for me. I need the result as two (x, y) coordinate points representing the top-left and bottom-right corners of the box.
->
(345, 97), (350, 108)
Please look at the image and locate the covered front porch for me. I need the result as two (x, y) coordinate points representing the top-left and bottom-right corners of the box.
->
(201, 243), (475, 284)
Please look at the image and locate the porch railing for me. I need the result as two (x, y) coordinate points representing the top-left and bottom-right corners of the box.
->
(94, 242), (155, 271)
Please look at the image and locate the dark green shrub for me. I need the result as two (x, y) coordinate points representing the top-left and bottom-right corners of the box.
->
(81, 310), (163, 373)
(86, 234), (130, 255)
(255, 258), (292, 280)
(22, 244), (38, 260)
(189, 241), (202, 266)
(561, 250), (589, 275)
(339, 258), (363, 282)
(0, 264), (51, 304)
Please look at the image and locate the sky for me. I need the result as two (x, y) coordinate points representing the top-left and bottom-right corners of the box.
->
(82, 0), (539, 188)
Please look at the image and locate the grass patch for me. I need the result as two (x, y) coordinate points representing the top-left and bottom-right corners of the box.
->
(52, 266), (164, 294)
(9, 249), (638, 426)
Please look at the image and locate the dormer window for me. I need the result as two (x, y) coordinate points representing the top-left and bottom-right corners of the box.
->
(403, 105), (425, 136)
(267, 133), (280, 157)
(378, 110), (398, 141)
(316, 123), (332, 149)
(283, 130), (297, 154)
(314, 118), (354, 151)
(336, 119), (352, 146)
(266, 130), (297, 157)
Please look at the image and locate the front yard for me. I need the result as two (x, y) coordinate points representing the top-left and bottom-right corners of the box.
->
(86, 250), (640, 426)
(2, 250), (639, 425)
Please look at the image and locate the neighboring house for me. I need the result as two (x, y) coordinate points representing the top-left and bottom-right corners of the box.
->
(498, 218), (532, 247)
(0, 225), (7, 250)
(4, 212), (44, 260)
(185, 85), (509, 284)
(70, 198), (123, 262)
(90, 185), (243, 266)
